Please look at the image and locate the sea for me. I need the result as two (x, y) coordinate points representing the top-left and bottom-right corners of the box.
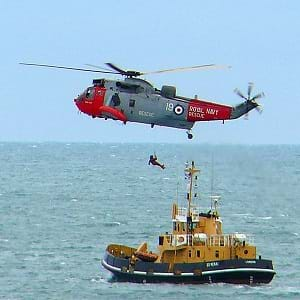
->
(0, 142), (299, 299)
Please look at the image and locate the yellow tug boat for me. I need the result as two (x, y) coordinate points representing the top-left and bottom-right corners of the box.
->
(102, 161), (275, 284)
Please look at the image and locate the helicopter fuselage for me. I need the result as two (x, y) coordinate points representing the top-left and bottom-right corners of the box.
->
(20, 62), (262, 138)
(74, 77), (251, 133)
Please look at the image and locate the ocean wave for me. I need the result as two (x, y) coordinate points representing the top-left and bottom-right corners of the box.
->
(103, 221), (121, 227)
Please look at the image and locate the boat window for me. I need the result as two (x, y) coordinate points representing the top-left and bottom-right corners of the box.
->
(159, 236), (164, 245)
(215, 250), (219, 258)
(188, 250), (192, 258)
(173, 222), (176, 231)
(196, 250), (201, 258)
(182, 223), (186, 232)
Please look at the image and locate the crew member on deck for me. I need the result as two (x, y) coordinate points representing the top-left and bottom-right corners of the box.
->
(148, 154), (165, 169)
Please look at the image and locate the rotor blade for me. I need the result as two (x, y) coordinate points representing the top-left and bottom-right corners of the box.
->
(19, 63), (119, 74)
(247, 82), (254, 99)
(143, 64), (231, 75)
(85, 64), (113, 72)
(251, 92), (265, 101)
(234, 88), (248, 101)
(105, 63), (128, 74)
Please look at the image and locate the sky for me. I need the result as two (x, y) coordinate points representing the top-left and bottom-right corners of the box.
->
(0, 0), (299, 144)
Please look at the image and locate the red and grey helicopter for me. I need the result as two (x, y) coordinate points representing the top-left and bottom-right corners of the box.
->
(20, 62), (264, 139)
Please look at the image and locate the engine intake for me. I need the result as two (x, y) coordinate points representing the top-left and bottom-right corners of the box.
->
(161, 85), (176, 98)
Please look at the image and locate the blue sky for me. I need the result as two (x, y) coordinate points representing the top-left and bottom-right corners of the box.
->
(1, 0), (299, 144)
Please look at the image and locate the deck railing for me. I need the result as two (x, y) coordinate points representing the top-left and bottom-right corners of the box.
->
(166, 233), (254, 247)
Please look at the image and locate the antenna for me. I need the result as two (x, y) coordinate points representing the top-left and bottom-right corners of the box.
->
(176, 165), (180, 206)
(209, 195), (221, 215)
(210, 153), (215, 210)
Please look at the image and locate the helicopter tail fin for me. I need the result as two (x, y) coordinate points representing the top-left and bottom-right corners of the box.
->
(230, 100), (259, 119)
(230, 83), (264, 119)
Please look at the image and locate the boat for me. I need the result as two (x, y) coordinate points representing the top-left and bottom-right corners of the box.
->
(101, 161), (275, 284)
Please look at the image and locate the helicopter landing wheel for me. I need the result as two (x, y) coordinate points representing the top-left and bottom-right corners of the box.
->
(186, 130), (193, 139)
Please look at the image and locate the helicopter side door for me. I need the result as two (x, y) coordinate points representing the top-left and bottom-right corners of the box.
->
(121, 93), (192, 130)
(118, 92), (158, 124)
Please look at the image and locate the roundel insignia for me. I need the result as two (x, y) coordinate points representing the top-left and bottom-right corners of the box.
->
(174, 105), (184, 115)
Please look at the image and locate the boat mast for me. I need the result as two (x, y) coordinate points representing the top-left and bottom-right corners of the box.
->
(185, 161), (200, 237)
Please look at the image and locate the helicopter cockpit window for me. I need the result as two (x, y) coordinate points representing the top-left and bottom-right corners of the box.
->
(85, 87), (94, 99)
(93, 78), (105, 87)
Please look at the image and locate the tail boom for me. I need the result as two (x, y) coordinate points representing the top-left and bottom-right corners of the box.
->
(230, 100), (259, 119)
(187, 100), (232, 122)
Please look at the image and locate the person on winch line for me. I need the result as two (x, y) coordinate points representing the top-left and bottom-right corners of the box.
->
(148, 154), (165, 169)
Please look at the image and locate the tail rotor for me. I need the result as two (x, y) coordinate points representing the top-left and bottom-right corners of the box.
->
(234, 82), (265, 118)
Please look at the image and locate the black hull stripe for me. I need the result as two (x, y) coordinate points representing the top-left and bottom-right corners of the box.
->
(101, 259), (275, 277)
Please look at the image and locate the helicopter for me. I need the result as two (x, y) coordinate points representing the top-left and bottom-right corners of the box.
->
(20, 62), (264, 139)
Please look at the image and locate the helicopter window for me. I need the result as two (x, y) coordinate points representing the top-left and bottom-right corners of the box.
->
(93, 78), (105, 87)
(111, 93), (121, 106)
(136, 86), (144, 93)
(85, 87), (94, 99)
(129, 99), (135, 107)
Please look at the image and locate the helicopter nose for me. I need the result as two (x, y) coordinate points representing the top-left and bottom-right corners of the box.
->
(74, 95), (90, 115)
(74, 96), (83, 111)
(74, 95), (82, 103)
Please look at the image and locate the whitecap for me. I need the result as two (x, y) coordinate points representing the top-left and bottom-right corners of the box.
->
(104, 221), (121, 227)
(260, 216), (272, 220)
(71, 198), (78, 202)
(233, 213), (252, 217)
(91, 276), (109, 284)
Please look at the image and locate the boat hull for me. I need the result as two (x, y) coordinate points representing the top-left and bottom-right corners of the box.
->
(102, 251), (275, 284)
